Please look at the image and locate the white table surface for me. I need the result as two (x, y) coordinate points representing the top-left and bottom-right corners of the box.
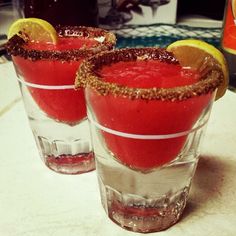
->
(1, 62), (236, 236)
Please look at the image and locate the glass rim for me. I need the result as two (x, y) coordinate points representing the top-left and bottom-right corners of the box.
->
(5, 26), (116, 61)
(75, 47), (223, 101)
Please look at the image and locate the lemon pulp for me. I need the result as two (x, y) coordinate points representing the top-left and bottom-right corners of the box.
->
(167, 39), (229, 100)
(8, 18), (58, 44)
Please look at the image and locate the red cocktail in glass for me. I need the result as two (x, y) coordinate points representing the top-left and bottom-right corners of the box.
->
(76, 48), (223, 232)
(6, 26), (116, 174)
(93, 59), (213, 170)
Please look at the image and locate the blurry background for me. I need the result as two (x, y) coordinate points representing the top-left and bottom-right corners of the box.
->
(0, 0), (227, 60)
(0, 0), (225, 34)
(177, 0), (226, 21)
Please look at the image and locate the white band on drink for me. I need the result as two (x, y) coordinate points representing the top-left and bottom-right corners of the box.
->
(17, 77), (74, 90)
(88, 115), (208, 140)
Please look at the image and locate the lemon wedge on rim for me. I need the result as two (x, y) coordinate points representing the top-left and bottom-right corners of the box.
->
(167, 39), (229, 100)
(8, 18), (58, 44)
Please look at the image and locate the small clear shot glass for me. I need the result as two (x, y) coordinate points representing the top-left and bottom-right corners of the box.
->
(6, 26), (116, 174)
(75, 47), (223, 232)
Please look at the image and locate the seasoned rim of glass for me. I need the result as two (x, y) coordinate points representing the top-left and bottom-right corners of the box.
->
(5, 26), (116, 61)
(75, 47), (223, 101)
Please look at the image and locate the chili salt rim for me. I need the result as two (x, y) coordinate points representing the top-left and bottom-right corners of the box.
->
(5, 26), (116, 61)
(75, 47), (223, 101)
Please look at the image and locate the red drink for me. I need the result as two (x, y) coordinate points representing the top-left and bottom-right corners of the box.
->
(8, 26), (115, 125)
(87, 59), (213, 170)
(13, 36), (98, 125)
(6, 26), (116, 174)
(76, 47), (222, 232)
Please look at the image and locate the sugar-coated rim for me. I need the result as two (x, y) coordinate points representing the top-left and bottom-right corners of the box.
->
(5, 26), (116, 61)
(75, 47), (223, 101)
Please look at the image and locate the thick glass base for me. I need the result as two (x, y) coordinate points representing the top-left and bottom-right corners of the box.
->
(99, 178), (188, 233)
(45, 152), (95, 175)
(96, 152), (198, 233)
(33, 131), (95, 174)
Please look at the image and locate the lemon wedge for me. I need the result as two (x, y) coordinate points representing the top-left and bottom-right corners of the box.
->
(8, 18), (58, 44)
(167, 39), (229, 100)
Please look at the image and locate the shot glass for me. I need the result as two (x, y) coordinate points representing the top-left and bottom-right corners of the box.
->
(6, 26), (116, 174)
(75, 48), (223, 232)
